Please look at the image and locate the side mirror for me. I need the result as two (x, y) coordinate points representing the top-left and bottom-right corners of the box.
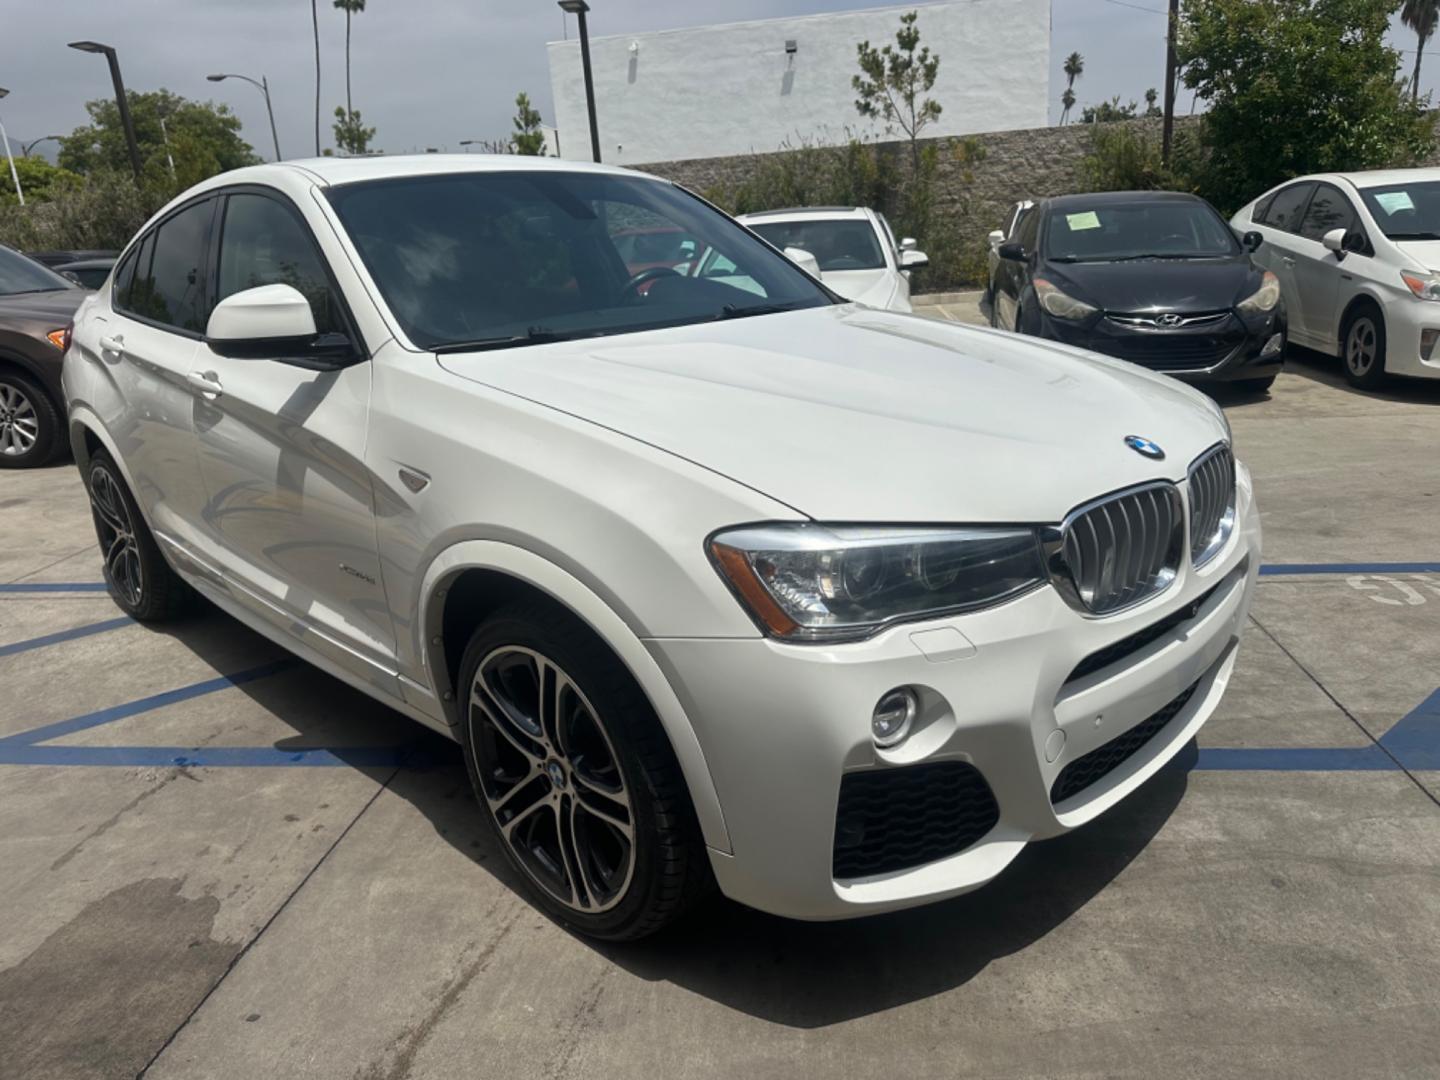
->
(1322, 227), (1346, 255)
(998, 241), (1027, 262)
(900, 248), (929, 269)
(782, 246), (823, 280)
(1242, 230), (1263, 252)
(61, 270), (84, 285)
(899, 237), (918, 251)
(987, 230), (1006, 250)
(205, 283), (353, 366)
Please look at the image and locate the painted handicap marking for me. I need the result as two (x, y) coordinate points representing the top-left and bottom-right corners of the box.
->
(1347, 575), (1440, 606)
(0, 616), (133, 659)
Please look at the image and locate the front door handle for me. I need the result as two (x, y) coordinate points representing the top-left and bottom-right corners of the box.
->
(1281, 255), (1296, 266)
(98, 333), (125, 354)
(186, 370), (224, 400)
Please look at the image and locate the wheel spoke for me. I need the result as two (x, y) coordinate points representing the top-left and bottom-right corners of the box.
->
(470, 684), (547, 764)
(493, 777), (551, 838)
(571, 772), (633, 838)
(569, 794), (632, 906)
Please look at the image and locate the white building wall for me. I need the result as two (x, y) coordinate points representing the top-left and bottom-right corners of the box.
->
(546, 0), (1050, 165)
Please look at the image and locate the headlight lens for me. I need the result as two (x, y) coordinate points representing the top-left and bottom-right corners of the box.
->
(1236, 271), (1281, 315)
(1400, 269), (1440, 301)
(1034, 278), (1098, 320)
(709, 524), (1046, 642)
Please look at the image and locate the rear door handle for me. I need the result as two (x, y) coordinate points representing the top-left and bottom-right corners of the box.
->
(98, 333), (125, 354)
(186, 370), (224, 400)
(1281, 256), (1296, 266)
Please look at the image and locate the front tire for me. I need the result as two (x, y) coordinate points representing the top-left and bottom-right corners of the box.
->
(0, 371), (60, 469)
(457, 599), (709, 940)
(86, 451), (194, 621)
(1341, 304), (1387, 389)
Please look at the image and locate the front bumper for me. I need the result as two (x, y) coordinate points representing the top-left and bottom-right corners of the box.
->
(1038, 308), (1285, 383)
(647, 465), (1260, 920)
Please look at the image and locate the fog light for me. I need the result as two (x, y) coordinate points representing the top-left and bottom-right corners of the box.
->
(872, 688), (918, 747)
(1421, 328), (1439, 361)
(1260, 332), (1284, 359)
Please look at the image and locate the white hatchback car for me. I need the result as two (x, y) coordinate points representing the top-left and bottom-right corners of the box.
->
(736, 206), (927, 311)
(65, 157), (1258, 939)
(1232, 168), (1440, 388)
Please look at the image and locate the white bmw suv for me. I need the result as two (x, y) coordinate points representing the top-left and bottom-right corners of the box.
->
(64, 157), (1259, 939)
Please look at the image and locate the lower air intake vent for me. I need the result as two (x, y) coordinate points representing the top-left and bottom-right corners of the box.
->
(833, 761), (999, 879)
(1050, 679), (1201, 805)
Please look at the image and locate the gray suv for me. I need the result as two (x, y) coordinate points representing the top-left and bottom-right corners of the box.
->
(0, 245), (86, 467)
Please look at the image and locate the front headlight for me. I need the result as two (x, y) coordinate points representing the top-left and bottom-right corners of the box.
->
(1400, 269), (1440, 301)
(1034, 278), (1098, 320)
(1236, 271), (1281, 315)
(708, 524), (1047, 643)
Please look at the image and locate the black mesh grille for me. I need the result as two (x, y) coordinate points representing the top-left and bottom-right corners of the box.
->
(1098, 324), (1244, 371)
(833, 761), (1000, 879)
(1065, 582), (1219, 686)
(1050, 680), (1201, 805)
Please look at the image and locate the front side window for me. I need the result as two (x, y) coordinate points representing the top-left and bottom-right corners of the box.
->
(1297, 184), (1357, 242)
(746, 218), (887, 272)
(1258, 183), (1314, 233)
(129, 200), (214, 331)
(326, 170), (831, 351)
(1043, 201), (1239, 262)
(0, 246), (74, 297)
(1358, 180), (1440, 240)
(217, 193), (336, 333)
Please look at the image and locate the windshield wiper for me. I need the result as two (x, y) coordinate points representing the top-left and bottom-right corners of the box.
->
(432, 326), (571, 354)
(1387, 231), (1440, 241)
(715, 301), (806, 321)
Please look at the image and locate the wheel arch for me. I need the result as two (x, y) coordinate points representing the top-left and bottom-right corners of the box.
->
(1336, 291), (1385, 354)
(0, 349), (63, 412)
(419, 540), (731, 854)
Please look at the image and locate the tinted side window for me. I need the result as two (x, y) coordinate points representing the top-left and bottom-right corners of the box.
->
(116, 232), (156, 316)
(131, 200), (214, 331)
(111, 244), (139, 306)
(1259, 183), (1314, 232)
(1017, 206), (1041, 250)
(217, 193), (335, 333)
(1297, 184), (1357, 241)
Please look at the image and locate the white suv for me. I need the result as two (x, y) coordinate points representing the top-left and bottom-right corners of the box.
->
(65, 157), (1259, 939)
(736, 206), (927, 311)
(1232, 168), (1440, 388)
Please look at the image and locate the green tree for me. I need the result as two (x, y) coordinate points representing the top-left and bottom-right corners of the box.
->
(1082, 96), (1141, 123)
(1180, 0), (1434, 211)
(853, 10), (941, 177)
(0, 156), (82, 207)
(58, 89), (258, 188)
(511, 92), (546, 155)
(1144, 87), (1162, 117)
(334, 0), (366, 115)
(1061, 87), (1077, 124)
(1061, 51), (1084, 124)
(1401, 0), (1439, 102)
(332, 106), (376, 155)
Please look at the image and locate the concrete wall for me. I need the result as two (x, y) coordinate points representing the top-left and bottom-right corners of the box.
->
(546, 0), (1050, 166)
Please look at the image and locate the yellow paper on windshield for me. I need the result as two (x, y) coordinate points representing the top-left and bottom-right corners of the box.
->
(1374, 191), (1415, 214)
(1066, 211), (1102, 231)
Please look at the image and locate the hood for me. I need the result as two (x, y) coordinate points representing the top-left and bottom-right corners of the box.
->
(0, 288), (86, 326)
(1046, 255), (1259, 314)
(436, 305), (1228, 523)
(1395, 239), (1440, 271)
(817, 268), (896, 308)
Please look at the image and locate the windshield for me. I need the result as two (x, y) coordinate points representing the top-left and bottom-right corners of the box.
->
(746, 218), (886, 271)
(0, 246), (75, 297)
(1044, 201), (1238, 262)
(1357, 181), (1440, 240)
(325, 171), (833, 351)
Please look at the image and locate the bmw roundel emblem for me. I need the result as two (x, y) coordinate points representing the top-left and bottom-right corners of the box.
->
(1124, 435), (1166, 460)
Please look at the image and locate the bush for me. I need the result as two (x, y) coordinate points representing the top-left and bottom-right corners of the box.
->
(1078, 124), (1192, 193)
(0, 170), (173, 252)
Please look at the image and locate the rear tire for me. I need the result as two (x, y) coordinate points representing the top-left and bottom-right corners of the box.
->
(457, 598), (710, 941)
(0, 371), (60, 469)
(1341, 303), (1387, 389)
(86, 451), (194, 621)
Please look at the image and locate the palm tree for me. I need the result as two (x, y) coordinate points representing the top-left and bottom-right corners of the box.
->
(1061, 87), (1077, 125)
(310, 0), (321, 155)
(1402, 0), (1440, 102)
(334, 0), (366, 116)
(1061, 51), (1084, 126)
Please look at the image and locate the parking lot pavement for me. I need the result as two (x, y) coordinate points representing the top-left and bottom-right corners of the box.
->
(2, 349), (1439, 1079)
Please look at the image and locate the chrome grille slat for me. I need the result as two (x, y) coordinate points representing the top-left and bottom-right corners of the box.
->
(1045, 482), (1184, 616)
(1188, 444), (1236, 567)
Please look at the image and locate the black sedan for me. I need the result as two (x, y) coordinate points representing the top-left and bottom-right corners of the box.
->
(0, 244), (86, 467)
(989, 191), (1286, 390)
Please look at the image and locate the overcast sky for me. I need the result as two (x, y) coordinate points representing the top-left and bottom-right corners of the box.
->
(1, 0), (1436, 159)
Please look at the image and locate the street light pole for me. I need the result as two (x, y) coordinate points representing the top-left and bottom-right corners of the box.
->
(1161, 0), (1179, 166)
(68, 41), (143, 179)
(0, 89), (24, 206)
(21, 135), (64, 157)
(207, 73), (282, 160)
(558, 0), (600, 163)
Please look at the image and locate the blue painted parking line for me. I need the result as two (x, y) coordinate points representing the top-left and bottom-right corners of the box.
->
(1259, 562), (1440, 576)
(0, 616), (133, 659)
(0, 582), (110, 593)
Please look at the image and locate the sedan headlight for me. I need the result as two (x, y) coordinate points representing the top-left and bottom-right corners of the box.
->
(1236, 271), (1281, 315)
(709, 524), (1047, 643)
(1400, 269), (1440, 301)
(1034, 278), (1098, 320)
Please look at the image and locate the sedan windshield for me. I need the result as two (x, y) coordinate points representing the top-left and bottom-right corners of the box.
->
(746, 219), (887, 271)
(1044, 202), (1238, 262)
(326, 171), (834, 351)
(0, 246), (75, 297)
(1357, 181), (1440, 240)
